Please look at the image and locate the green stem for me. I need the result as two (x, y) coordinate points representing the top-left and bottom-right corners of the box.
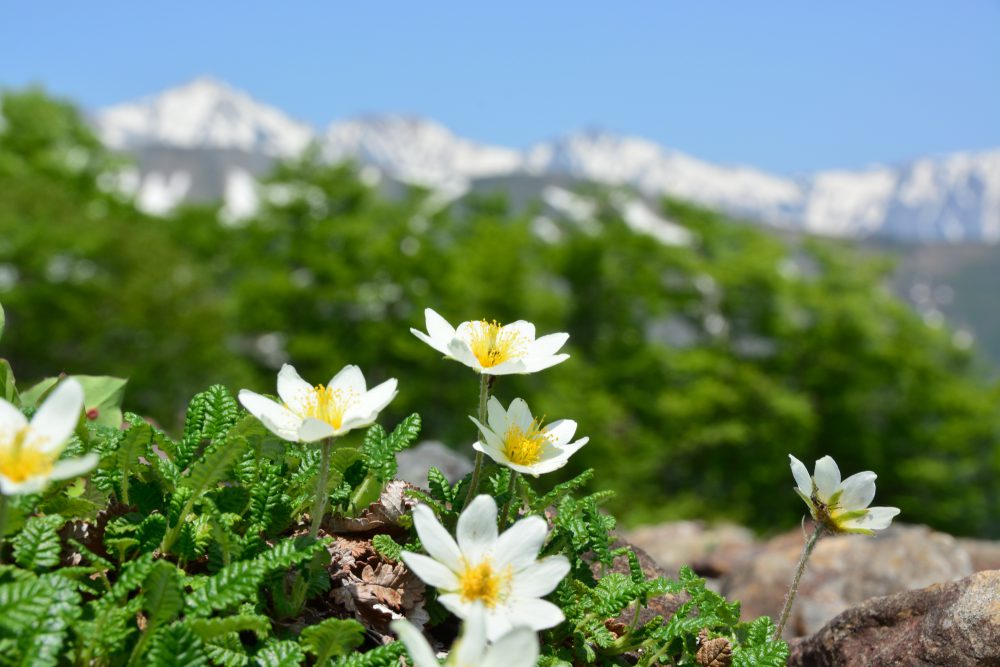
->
(462, 374), (493, 510)
(310, 438), (335, 539)
(499, 471), (520, 530)
(0, 493), (8, 564)
(774, 522), (824, 640)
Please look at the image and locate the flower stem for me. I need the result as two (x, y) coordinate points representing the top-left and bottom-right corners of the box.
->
(462, 374), (493, 510)
(774, 522), (824, 640)
(499, 471), (520, 529)
(0, 494), (7, 563)
(309, 437), (335, 539)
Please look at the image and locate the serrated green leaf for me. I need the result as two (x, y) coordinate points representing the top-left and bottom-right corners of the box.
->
(13, 514), (64, 571)
(254, 640), (304, 667)
(0, 359), (17, 406)
(147, 623), (209, 667)
(142, 561), (184, 631)
(299, 618), (364, 666)
(187, 615), (270, 641)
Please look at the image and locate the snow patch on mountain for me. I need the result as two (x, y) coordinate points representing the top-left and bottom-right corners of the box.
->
(323, 116), (521, 189)
(96, 78), (314, 157)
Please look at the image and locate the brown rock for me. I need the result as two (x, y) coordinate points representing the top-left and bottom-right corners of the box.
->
(957, 538), (1000, 572)
(622, 521), (756, 579)
(788, 569), (1000, 667)
(722, 524), (972, 638)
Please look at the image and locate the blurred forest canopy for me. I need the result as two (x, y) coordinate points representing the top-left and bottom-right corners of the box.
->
(2, 89), (999, 537)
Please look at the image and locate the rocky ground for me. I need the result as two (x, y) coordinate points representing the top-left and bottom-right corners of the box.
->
(624, 521), (1000, 666)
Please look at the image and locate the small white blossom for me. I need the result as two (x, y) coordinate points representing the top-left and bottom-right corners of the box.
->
(0, 379), (97, 495)
(410, 308), (569, 375)
(470, 397), (587, 477)
(789, 454), (900, 535)
(401, 495), (569, 641)
(239, 364), (397, 442)
(392, 602), (538, 667)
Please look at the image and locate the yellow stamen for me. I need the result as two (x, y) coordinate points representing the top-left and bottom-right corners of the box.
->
(0, 427), (56, 483)
(458, 559), (511, 608)
(299, 385), (358, 430)
(466, 320), (527, 368)
(503, 419), (550, 467)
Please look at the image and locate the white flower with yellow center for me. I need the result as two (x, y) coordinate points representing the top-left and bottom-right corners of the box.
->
(392, 602), (538, 667)
(410, 308), (569, 375)
(0, 378), (97, 495)
(789, 454), (900, 535)
(238, 364), (398, 442)
(470, 397), (587, 477)
(400, 495), (570, 641)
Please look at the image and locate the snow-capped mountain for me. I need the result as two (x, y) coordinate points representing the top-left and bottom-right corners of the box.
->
(92, 78), (1000, 244)
(96, 77), (315, 158)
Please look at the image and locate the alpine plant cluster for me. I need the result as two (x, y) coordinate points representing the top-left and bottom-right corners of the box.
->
(0, 302), (900, 665)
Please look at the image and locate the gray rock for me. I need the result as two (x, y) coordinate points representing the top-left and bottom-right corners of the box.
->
(622, 520), (756, 580)
(395, 441), (473, 489)
(722, 524), (972, 639)
(789, 569), (1000, 666)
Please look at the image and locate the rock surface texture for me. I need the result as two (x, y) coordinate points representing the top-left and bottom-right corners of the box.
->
(788, 569), (1000, 667)
(722, 524), (973, 638)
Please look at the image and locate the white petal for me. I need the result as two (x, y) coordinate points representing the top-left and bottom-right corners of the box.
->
(49, 453), (99, 481)
(519, 353), (570, 373)
(486, 395), (507, 431)
(506, 597), (565, 632)
(482, 607), (515, 642)
(390, 620), (439, 667)
(359, 378), (397, 417)
(452, 603), (488, 665)
(506, 398), (534, 432)
(438, 593), (473, 621)
(813, 455), (841, 502)
(844, 506), (900, 531)
(481, 358), (529, 375)
(527, 332), (569, 358)
(789, 455), (812, 497)
(239, 390), (301, 441)
(424, 308), (456, 343)
(0, 398), (27, 432)
(492, 515), (546, 570)
(30, 378), (83, 453)
(411, 504), (462, 571)
(502, 320), (536, 344)
(838, 471), (877, 511)
(276, 364), (313, 414)
(410, 328), (453, 357)
(522, 453), (572, 475)
(400, 551), (460, 590)
(447, 338), (483, 372)
(457, 495), (498, 560)
(0, 474), (48, 495)
(481, 627), (539, 667)
(512, 556), (570, 597)
(327, 365), (366, 394)
(543, 419), (578, 446)
(297, 417), (336, 442)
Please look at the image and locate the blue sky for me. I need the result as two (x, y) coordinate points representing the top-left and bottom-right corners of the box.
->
(3, 2), (998, 174)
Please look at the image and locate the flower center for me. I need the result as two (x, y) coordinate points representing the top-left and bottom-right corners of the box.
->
(466, 320), (526, 368)
(0, 427), (56, 483)
(300, 385), (358, 430)
(458, 559), (511, 608)
(503, 420), (550, 466)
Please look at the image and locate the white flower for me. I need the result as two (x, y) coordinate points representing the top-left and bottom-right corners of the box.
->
(0, 378), (97, 495)
(470, 397), (588, 477)
(401, 495), (570, 641)
(789, 454), (901, 535)
(392, 602), (538, 667)
(239, 364), (398, 442)
(410, 308), (569, 375)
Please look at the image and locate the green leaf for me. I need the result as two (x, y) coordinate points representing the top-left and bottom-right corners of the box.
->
(74, 375), (128, 428)
(0, 359), (17, 406)
(254, 640), (304, 667)
(187, 615), (270, 641)
(0, 301), (5, 342)
(299, 618), (364, 666)
(147, 623), (209, 667)
(142, 561), (184, 631)
(13, 514), (65, 571)
(0, 577), (54, 630)
(371, 534), (402, 562)
(182, 436), (248, 495)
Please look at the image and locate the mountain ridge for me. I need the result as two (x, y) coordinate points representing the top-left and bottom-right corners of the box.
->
(92, 78), (1000, 244)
